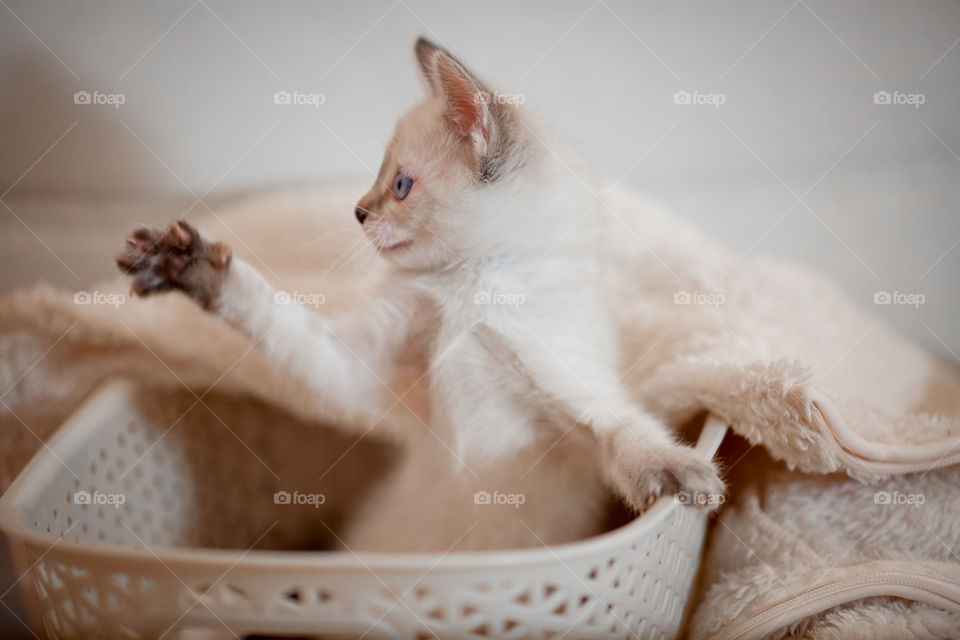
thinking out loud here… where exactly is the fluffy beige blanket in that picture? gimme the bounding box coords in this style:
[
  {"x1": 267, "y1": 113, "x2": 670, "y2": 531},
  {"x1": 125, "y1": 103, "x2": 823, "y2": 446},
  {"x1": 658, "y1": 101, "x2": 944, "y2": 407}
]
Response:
[{"x1": 2, "y1": 184, "x2": 959, "y2": 638}]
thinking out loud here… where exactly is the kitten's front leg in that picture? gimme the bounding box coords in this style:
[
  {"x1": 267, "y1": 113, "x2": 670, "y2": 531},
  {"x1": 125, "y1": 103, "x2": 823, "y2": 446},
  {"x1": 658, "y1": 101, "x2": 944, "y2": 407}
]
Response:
[
  {"x1": 116, "y1": 221, "x2": 401, "y2": 426},
  {"x1": 478, "y1": 325, "x2": 724, "y2": 512},
  {"x1": 593, "y1": 406, "x2": 725, "y2": 512}
]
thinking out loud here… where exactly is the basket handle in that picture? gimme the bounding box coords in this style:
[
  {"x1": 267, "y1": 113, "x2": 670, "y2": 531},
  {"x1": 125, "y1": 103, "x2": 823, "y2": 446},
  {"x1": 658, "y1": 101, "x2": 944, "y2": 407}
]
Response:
[{"x1": 697, "y1": 413, "x2": 729, "y2": 459}]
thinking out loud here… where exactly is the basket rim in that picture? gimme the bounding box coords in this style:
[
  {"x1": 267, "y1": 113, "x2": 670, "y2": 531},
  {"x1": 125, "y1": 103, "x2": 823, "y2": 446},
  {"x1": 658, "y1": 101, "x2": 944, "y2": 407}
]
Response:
[{"x1": 0, "y1": 378, "x2": 727, "y2": 572}]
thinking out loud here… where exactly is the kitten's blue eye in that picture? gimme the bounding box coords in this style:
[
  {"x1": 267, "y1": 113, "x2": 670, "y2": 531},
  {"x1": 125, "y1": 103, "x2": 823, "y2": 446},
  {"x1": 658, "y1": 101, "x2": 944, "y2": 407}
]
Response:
[{"x1": 392, "y1": 171, "x2": 413, "y2": 200}]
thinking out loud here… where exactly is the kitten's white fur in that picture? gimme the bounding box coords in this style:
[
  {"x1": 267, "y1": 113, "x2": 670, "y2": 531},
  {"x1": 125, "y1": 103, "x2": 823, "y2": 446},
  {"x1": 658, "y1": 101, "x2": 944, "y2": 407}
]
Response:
[{"x1": 185, "y1": 39, "x2": 722, "y2": 551}]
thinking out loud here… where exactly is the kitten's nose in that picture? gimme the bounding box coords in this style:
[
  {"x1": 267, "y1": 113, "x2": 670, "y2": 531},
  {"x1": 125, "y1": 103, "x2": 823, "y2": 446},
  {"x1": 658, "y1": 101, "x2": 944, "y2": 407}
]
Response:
[{"x1": 355, "y1": 207, "x2": 368, "y2": 225}]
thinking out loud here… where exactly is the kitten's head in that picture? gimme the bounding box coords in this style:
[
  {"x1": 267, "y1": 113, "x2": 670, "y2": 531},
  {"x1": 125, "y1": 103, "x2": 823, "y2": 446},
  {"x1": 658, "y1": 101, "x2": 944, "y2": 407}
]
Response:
[{"x1": 355, "y1": 38, "x2": 530, "y2": 270}]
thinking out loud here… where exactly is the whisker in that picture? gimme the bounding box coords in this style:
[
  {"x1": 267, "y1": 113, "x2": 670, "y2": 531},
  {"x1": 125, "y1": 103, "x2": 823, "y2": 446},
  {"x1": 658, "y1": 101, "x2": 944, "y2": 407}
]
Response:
[
  {"x1": 356, "y1": 245, "x2": 386, "y2": 291},
  {"x1": 299, "y1": 226, "x2": 356, "y2": 248},
  {"x1": 337, "y1": 236, "x2": 378, "y2": 275},
  {"x1": 344, "y1": 245, "x2": 379, "y2": 281},
  {"x1": 330, "y1": 235, "x2": 376, "y2": 275},
  {"x1": 317, "y1": 234, "x2": 367, "y2": 278}
]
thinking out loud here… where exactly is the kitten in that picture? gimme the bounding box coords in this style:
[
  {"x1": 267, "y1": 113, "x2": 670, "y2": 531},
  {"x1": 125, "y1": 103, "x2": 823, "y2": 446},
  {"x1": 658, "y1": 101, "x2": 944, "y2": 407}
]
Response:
[{"x1": 116, "y1": 38, "x2": 723, "y2": 552}]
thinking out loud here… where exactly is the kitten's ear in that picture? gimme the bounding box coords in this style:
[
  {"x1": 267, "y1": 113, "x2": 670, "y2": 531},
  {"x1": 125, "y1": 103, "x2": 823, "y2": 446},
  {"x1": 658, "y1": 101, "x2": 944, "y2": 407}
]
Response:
[
  {"x1": 415, "y1": 37, "x2": 444, "y2": 94},
  {"x1": 415, "y1": 37, "x2": 492, "y2": 152}
]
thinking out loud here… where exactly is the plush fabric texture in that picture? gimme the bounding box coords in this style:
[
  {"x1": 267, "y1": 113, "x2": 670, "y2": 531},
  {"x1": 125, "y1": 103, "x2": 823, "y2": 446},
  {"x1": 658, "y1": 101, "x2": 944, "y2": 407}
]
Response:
[
  {"x1": 688, "y1": 461, "x2": 960, "y2": 639},
  {"x1": 1, "y1": 183, "x2": 959, "y2": 638}
]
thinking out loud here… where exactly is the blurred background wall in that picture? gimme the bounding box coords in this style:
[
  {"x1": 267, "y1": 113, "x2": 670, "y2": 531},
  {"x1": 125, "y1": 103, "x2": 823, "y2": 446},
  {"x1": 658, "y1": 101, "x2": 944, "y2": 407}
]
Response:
[
  {"x1": 0, "y1": 2, "x2": 958, "y2": 636},
  {"x1": 1, "y1": 1, "x2": 958, "y2": 357}
]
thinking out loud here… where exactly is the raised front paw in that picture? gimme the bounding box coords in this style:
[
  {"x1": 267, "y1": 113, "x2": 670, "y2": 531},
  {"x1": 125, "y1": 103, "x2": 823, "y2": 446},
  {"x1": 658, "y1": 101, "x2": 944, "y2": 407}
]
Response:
[
  {"x1": 603, "y1": 432, "x2": 725, "y2": 513},
  {"x1": 116, "y1": 220, "x2": 232, "y2": 310}
]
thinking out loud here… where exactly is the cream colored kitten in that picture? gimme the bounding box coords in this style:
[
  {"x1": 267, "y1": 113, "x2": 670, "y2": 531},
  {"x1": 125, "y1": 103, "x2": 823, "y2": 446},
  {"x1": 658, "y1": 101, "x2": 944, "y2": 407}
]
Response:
[{"x1": 117, "y1": 38, "x2": 723, "y2": 552}]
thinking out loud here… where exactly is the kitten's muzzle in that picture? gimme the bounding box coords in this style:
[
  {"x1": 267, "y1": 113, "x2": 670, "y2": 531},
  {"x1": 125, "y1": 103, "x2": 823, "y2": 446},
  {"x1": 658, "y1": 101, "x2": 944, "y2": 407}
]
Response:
[{"x1": 355, "y1": 206, "x2": 369, "y2": 225}]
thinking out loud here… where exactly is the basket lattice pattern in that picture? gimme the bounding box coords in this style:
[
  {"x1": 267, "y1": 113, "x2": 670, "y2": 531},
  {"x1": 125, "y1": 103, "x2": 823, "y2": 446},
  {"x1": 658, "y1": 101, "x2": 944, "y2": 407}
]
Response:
[{"x1": 4, "y1": 381, "x2": 712, "y2": 639}]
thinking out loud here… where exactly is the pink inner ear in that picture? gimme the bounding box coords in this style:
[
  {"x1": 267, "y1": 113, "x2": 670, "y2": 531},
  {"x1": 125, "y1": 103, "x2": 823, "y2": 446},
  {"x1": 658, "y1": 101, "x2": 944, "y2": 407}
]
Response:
[{"x1": 435, "y1": 56, "x2": 486, "y2": 142}]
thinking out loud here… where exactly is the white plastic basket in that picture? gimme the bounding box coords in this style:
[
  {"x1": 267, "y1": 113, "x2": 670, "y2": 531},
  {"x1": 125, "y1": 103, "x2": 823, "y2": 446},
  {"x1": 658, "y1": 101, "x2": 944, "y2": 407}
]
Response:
[{"x1": 0, "y1": 379, "x2": 726, "y2": 639}]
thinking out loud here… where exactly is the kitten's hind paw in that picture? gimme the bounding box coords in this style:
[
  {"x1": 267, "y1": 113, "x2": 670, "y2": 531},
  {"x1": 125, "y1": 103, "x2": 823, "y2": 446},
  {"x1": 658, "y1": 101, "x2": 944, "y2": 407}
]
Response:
[
  {"x1": 116, "y1": 221, "x2": 232, "y2": 311},
  {"x1": 603, "y1": 434, "x2": 725, "y2": 513}
]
